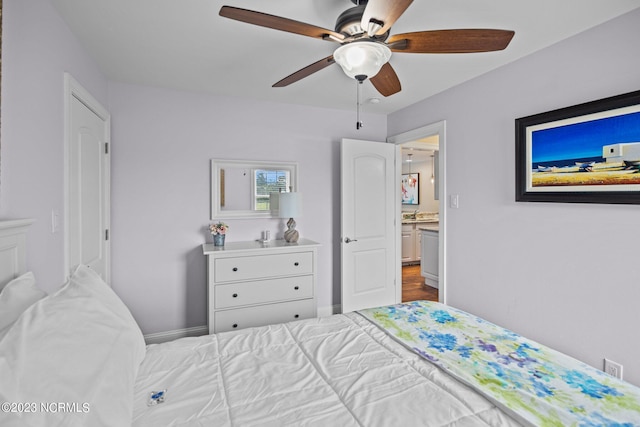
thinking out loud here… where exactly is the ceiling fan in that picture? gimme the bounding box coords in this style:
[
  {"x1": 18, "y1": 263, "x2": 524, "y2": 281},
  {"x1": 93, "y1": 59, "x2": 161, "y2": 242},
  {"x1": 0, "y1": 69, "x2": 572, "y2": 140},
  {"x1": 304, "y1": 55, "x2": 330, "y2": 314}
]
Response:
[{"x1": 219, "y1": 0, "x2": 515, "y2": 97}]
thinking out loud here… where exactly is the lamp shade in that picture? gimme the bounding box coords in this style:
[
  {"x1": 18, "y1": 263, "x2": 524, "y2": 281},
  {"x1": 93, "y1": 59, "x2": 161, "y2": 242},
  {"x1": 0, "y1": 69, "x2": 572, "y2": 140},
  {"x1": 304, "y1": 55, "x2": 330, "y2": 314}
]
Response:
[
  {"x1": 333, "y1": 41, "x2": 392, "y2": 80},
  {"x1": 278, "y1": 192, "x2": 302, "y2": 218}
]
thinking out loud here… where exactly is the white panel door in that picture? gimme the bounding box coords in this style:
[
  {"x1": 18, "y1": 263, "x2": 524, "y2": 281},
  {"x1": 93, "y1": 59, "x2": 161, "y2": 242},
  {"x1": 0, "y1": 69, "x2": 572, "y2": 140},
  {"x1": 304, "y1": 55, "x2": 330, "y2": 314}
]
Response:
[
  {"x1": 341, "y1": 138, "x2": 398, "y2": 313},
  {"x1": 67, "y1": 78, "x2": 110, "y2": 282}
]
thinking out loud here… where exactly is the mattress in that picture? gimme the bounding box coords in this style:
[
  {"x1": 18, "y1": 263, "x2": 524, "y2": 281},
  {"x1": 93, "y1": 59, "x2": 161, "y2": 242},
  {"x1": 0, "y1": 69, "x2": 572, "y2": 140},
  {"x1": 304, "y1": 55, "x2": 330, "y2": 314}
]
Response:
[{"x1": 132, "y1": 311, "x2": 521, "y2": 426}]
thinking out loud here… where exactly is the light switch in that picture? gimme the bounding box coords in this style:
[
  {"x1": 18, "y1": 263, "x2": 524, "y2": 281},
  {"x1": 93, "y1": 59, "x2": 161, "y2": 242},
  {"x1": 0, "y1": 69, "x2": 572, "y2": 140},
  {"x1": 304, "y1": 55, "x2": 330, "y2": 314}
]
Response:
[
  {"x1": 51, "y1": 210, "x2": 59, "y2": 233},
  {"x1": 449, "y1": 194, "x2": 459, "y2": 209}
]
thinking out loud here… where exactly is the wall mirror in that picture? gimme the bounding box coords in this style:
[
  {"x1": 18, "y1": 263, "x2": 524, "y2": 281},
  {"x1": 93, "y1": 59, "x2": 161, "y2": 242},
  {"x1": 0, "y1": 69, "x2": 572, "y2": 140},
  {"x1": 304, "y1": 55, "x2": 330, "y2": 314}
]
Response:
[{"x1": 211, "y1": 159, "x2": 298, "y2": 219}]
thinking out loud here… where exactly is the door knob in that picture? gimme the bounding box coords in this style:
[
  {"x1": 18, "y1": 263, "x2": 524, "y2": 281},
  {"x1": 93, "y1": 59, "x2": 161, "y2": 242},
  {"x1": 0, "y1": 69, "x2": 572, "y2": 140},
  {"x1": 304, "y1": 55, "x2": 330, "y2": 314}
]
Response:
[{"x1": 344, "y1": 237, "x2": 358, "y2": 243}]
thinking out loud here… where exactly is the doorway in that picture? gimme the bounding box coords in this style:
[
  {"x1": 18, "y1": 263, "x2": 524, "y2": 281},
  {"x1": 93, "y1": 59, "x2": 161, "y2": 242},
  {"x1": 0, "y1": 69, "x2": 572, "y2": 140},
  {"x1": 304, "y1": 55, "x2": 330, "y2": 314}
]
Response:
[{"x1": 388, "y1": 121, "x2": 446, "y2": 304}]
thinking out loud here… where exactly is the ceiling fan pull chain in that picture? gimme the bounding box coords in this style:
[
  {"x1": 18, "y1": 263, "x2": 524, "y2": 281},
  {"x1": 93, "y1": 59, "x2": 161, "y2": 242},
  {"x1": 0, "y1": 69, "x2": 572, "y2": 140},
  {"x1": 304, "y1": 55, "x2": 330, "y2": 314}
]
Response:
[{"x1": 356, "y1": 76, "x2": 365, "y2": 130}]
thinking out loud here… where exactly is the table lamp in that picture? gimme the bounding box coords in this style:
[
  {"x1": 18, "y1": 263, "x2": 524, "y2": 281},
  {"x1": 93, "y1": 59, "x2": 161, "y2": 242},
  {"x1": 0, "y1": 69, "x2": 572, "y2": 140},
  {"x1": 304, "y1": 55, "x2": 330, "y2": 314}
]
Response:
[{"x1": 278, "y1": 192, "x2": 302, "y2": 243}]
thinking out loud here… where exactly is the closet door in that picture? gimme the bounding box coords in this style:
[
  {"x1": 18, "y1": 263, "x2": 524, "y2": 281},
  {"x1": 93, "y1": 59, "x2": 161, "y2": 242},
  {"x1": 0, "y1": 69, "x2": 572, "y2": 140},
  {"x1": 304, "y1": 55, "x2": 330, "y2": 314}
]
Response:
[{"x1": 66, "y1": 74, "x2": 111, "y2": 283}]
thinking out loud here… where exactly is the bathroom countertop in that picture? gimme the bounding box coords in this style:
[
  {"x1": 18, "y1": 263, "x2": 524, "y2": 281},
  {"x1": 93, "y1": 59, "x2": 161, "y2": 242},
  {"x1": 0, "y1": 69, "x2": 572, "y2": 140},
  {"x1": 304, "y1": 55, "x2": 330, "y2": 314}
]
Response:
[
  {"x1": 402, "y1": 211, "x2": 439, "y2": 224},
  {"x1": 401, "y1": 219, "x2": 439, "y2": 224},
  {"x1": 418, "y1": 224, "x2": 439, "y2": 232}
]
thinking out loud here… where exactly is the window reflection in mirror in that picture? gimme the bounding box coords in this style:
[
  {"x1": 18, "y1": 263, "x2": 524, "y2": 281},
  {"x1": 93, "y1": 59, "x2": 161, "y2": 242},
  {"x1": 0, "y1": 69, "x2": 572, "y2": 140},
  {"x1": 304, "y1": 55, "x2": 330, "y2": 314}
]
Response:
[
  {"x1": 255, "y1": 169, "x2": 290, "y2": 211},
  {"x1": 211, "y1": 159, "x2": 298, "y2": 219}
]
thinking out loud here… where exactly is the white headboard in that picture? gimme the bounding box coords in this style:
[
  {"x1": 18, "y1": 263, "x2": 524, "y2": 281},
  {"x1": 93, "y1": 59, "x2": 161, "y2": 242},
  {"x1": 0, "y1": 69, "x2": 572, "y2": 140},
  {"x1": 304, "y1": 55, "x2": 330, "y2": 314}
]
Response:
[{"x1": 0, "y1": 219, "x2": 35, "y2": 289}]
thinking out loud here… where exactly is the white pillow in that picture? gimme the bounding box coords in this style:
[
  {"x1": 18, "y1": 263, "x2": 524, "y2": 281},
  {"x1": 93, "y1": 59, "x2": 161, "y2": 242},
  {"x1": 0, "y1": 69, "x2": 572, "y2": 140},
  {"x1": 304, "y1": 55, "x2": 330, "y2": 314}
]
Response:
[
  {"x1": 0, "y1": 272, "x2": 46, "y2": 333},
  {"x1": 0, "y1": 265, "x2": 146, "y2": 427}
]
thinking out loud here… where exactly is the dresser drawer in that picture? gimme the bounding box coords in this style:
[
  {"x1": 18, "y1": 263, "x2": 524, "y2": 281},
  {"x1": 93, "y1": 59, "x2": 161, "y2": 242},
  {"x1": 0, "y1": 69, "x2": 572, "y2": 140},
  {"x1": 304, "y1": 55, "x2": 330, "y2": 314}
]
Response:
[
  {"x1": 214, "y1": 275, "x2": 314, "y2": 309},
  {"x1": 214, "y1": 252, "x2": 313, "y2": 283},
  {"x1": 214, "y1": 299, "x2": 316, "y2": 333}
]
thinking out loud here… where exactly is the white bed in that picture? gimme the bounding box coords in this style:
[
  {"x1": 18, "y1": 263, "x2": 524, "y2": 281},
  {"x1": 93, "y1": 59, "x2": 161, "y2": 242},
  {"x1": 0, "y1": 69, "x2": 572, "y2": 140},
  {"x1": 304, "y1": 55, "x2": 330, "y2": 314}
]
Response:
[
  {"x1": 1, "y1": 263, "x2": 519, "y2": 427},
  {"x1": 2, "y1": 223, "x2": 639, "y2": 426},
  {"x1": 132, "y1": 312, "x2": 519, "y2": 427}
]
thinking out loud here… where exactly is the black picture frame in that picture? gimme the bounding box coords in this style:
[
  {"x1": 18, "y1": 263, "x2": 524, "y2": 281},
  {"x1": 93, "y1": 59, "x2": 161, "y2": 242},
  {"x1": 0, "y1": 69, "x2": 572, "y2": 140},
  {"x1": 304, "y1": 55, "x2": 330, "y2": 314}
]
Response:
[
  {"x1": 515, "y1": 90, "x2": 640, "y2": 204},
  {"x1": 401, "y1": 173, "x2": 420, "y2": 205}
]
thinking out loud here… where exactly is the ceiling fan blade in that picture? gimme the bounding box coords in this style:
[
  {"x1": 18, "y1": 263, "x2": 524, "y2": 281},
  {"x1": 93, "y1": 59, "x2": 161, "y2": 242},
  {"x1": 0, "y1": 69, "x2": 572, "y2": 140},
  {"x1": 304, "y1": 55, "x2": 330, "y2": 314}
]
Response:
[
  {"x1": 361, "y1": 0, "x2": 414, "y2": 36},
  {"x1": 388, "y1": 29, "x2": 515, "y2": 53},
  {"x1": 273, "y1": 56, "x2": 336, "y2": 87},
  {"x1": 220, "y1": 6, "x2": 344, "y2": 42},
  {"x1": 369, "y1": 62, "x2": 401, "y2": 97}
]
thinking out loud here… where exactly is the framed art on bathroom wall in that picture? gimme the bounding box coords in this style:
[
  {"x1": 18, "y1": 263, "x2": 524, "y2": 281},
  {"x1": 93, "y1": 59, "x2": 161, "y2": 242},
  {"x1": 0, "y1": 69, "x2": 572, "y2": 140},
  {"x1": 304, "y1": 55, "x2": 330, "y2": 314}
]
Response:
[{"x1": 401, "y1": 173, "x2": 420, "y2": 205}]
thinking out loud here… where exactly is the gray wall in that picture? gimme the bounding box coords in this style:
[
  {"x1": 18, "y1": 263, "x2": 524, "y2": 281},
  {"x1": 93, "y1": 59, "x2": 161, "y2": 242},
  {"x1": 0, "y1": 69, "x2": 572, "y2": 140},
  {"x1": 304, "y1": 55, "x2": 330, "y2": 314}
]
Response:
[
  {"x1": 0, "y1": 0, "x2": 387, "y2": 334},
  {"x1": 0, "y1": 0, "x2": 108, "y2": 286},
  {"x1": 107, "y1": 82, "x2": 386, "y2": 334},
  {"x1": 389, "y1": 9, "x2": 640, "y2": 386}
]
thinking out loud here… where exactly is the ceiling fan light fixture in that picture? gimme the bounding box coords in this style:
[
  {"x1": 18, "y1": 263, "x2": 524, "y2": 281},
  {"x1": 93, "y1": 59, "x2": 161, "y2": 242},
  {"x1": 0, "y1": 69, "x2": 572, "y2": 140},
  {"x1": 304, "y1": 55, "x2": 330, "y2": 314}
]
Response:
[{"x1": 333, "y1": 41, "x2": 392, "y2": 80}]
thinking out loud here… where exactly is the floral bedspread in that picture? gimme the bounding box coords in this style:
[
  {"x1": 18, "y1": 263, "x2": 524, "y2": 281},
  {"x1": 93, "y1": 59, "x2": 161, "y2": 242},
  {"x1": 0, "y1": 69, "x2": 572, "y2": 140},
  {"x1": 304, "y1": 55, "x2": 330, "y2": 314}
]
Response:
[{"x1": 359, "y1": 301, "x2": 640, "y2": 426}]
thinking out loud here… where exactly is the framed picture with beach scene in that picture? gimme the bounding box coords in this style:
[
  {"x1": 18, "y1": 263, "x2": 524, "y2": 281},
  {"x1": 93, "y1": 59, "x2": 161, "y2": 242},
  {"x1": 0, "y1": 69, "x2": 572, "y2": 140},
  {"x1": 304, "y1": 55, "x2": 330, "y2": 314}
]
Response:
[{"x1": 516, "y1": 90, "x2": 640, "y2": 204}]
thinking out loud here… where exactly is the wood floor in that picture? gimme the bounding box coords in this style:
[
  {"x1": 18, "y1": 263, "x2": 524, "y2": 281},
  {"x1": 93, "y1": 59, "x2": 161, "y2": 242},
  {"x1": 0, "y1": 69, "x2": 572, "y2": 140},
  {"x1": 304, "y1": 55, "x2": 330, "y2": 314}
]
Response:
[{"x1": 402, "y1": 264, "x2": 438, "y2": 302}]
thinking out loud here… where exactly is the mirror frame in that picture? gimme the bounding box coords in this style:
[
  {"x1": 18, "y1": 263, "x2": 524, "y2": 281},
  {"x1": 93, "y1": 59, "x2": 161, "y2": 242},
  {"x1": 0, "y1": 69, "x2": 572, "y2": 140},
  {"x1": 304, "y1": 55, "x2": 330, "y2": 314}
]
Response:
[{"x1": 210, "y1": 159, "x2": 298, "y2": 219}]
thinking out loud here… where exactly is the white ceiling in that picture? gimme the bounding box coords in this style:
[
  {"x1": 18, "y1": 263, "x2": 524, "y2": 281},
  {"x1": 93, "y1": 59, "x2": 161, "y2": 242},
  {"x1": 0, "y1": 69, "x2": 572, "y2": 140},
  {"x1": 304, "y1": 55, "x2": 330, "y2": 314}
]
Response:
[{"x1": 51, "y1": 0, "x2": 640, "y2": 115}]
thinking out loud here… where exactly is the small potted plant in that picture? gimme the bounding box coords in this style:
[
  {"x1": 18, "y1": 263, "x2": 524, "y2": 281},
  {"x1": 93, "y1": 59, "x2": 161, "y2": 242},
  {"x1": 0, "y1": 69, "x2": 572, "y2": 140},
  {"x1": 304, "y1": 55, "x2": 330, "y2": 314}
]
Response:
[{"x1": 209, "y1": 222, "x2": 229, "y2": 246}]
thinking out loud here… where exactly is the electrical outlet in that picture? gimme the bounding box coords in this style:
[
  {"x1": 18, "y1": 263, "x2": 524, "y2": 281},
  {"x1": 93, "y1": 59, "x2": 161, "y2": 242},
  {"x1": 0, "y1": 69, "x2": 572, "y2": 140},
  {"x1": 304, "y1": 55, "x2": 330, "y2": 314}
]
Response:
[{"x1": 604, "y1": 358, "x2": 623, "y2": 379}]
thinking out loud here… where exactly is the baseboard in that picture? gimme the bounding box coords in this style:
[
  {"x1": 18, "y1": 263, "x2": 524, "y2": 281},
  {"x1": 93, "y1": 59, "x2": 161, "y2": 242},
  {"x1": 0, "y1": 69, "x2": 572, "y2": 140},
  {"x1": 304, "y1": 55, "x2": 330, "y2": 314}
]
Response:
[
  {"x1": 144, "y1": 325, "x2": 209, "y2": 345},
  {"x1": 318, "y1": 304, "x2": 342, "y2": 317},
  {"x1": 144, "y1": 306, "x2": 342, "y2": 344}
]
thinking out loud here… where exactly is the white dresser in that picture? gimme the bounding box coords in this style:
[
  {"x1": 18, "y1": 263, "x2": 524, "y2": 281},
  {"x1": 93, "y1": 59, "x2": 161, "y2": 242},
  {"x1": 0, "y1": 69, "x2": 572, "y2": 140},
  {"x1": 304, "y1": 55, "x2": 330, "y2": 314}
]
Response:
[{"x1": 202, "y1": 238, "x2": 320, "y2": 334}]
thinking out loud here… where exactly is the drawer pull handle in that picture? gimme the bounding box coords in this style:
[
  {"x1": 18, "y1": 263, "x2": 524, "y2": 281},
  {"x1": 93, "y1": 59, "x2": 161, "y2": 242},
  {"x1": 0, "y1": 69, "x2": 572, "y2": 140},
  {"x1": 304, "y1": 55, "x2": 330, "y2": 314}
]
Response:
[
  {"x1": 232, "y1": 293, "x2": 238, "y2": 298},
  {"x1": 232, "y1": 267, "x2": 238, "y2": 272},
  {"x1": 294, "y1": 286, "x2": 299, "y2": 290},
  {"x1": 294, "y1": 262, "x2": 299, "y2": 266},
  {"x1": 294, "y1": 314, "x2": 299, "y2": 319},
  {"x1": 232, "y1": 324, "x2": 238, "y2": 328}
]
